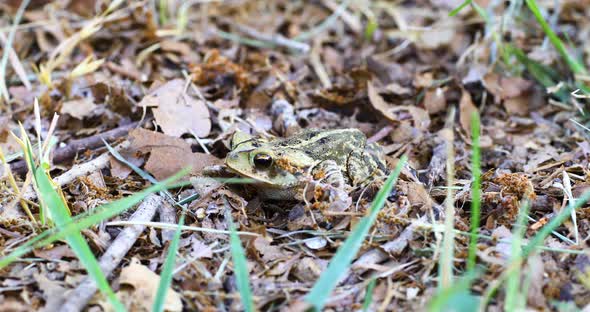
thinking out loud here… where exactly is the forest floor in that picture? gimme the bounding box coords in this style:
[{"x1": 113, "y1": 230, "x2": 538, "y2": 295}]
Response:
[{"x1": 1, "y1": 0, "x2": 590, "y2": 311}]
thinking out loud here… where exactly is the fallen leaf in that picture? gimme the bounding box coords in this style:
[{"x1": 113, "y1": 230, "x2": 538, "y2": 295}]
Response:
[
  {"x1": 459, "y1": 89, "x2": 478, "y2": 134},
  {"x1": 415, "y1": 19, "x2": 457, "y2": 49},
  {"x1": 60, "y1": 97, "x2": 98, "y2": 120},
  {"x1": 33, "y1": 244, "x2": 76, "y2": 261},
  {"x1": 35, "y1": 273, "x2": 67, "y2": 312},
  {"x1": 109, "y1": 149, "x2": 144, "y2": 179},
  {"x1": 483, "y1": 73, "x2": 533, "y2": 116},
  {"x1": 423, "y1": 87, "x2": 446, "y2": 114},
  {"x1": 128, "y1": 128, "x2": 222, "y2": 179},
  {"x1": 117, "y1": 258, "x2": 182, "y2": 312},
  {"x1": 139, "y1": 79, "x2": 211, "y2": 138},
  {"x1": 253, "y1": 237, "x2": 289, "y2": 262},
  {"x1": 0, "y1": 117, "x2": 20, "y2": 155},
  {"x1": 190, "y1": 237, "x2": 213, "y2": 259},
  {"x1": 503, "y1": 95, "x2": 530, "y2": 116},
  {"x1": 368, "y1": 81, "x2": 430, "y2": 129}
]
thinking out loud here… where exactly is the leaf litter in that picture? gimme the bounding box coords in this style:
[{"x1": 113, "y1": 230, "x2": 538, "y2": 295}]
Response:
[{"x1": 1, "y1": 0, "x2": 590, "y2": 311}]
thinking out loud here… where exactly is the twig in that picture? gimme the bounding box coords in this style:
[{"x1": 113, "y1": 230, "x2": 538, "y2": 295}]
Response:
[
  {"x1": 59, "y1": 194, "x2": 164, "y2": 312},
  {"x1": 0, "y1": 0, "x2": 30, "y2": 103},
  {"x1": 321, "y1": 0, "x2": 361, "y2": 34},
  {"x1": 21, "y1": 140, "x2": 131, "y2": 203},
  {"x1": 295, "y1": 0, "x2": 353, "y2": 41},
  {"x1": 309, "y1": 38, "x2": 332, "y2": 89},
  {"x1": 10, "y1": 122, "x2": 139, "y2": 175},
  {"x1": 158, "y1": 200, "x2": 177, "y2": 244},
  {"x1": 0, "y1": 32, "x2": 31, "y2": 90},
  {"x1": 54, "y1": 140, "x2": 130, "y2": 187},
  {"x1": 229, "y1": 22, "x2": 310, "y2": 53}
]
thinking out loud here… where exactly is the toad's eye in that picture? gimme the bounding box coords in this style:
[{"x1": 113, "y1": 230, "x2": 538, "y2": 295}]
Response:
[{"x1": 253, "y1": 153, "x2": 273, "y2": 169}]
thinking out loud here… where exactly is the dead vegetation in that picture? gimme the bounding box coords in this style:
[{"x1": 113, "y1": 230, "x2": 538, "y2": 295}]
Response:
[{"x1": 1, "y1": 0, "x2": 590, "y2": 311}]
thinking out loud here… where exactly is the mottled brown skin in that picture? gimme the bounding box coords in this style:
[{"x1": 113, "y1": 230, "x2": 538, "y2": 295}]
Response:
[{"x1": 225, "y1": 128, "x2": 388, "y2": 200}]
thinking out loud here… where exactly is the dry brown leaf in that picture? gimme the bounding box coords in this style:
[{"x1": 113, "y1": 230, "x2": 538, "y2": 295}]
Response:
[
  {"x1": 415, "y1": 19, "x2": 457, "y2": 49},
  {"x1": 60, "y1": 98, "x2": 98, "y2": 119},
  {"x1": 253, "y1": 236, "x2": 289, "y2": 262},
  {"x1": 0, "y1": 118, "x2": 21, "y2": 155},
  {"x1": 459, "y1": 89, "x2": 478, "y2": 134},
  {"x1": 109, "y1": 149, "x2": 144, "y2": 179},
  {"x1": 400, "y1": 181, "x2": 432, "y2": 211},
  {"x1": 128, "y1": 128, "x2": 222, "y2": 180},
  {"x1": 33, "y1": 245, "x2": 76, "y2": 261},
  {"x1": 139, "y1": 79, "x2": 211, "y2": 138},
  {"x1": 368, "y1": 81, "x2": 430, "y2": 129},
  {"x1": 483, "y1": 72, "x2": 534, "y2": 99},
  {"x1": 413, "y1": 72, "x2": 434, "y2": 89},
  {"x1": 503, "y1": 95, "x2": 530, "y2": 116},
  {"x1": 483, "y1": 73, "x2": 533, "y2": 115},
  {"x1": 423, "y1": 87, "x2": 446, "y2": 114},
  {"x1": 117, "y1": 258, "x2": 182, "y2": 312}
]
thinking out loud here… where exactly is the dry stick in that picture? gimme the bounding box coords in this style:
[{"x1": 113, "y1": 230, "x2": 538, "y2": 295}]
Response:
[
  {"x1": 22, "y1": 140, "x2": 131, "y2": 202},
  {"x1": 224, "y1": 20, "x2": 310, "y2": 53},
  {"x1": 158, "y1": 200, "x2": 177, "y2": 244},
  {"x1": 10, "y1": 121, "x2": 139, "y2": 175},
  {"x1": 0, "y1": 32, "x2": 31, "y2": 90},
  {"x1": 321, "y1": 0, "x2": 362, "y2": 34},
  {"x1": 59, "y1": 194, "x2": 164, "y2": 312},
  {"x1": 54, "y1": 140, "x2": 130, "y2": 186}
]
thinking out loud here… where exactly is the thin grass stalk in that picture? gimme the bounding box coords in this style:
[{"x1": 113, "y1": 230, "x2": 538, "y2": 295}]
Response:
[{"x1": 467, "y1": 112, "x2": 482, "y2": 272}]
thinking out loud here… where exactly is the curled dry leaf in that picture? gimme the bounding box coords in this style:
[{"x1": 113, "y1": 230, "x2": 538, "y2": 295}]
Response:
[
  {"x1": 368, "y1": 81, "x2": 430, "y2": 129},
  {"x1": 117, "y1": 258, "x2": 182, "y2": 312},
  {"x1": 139, "y1": 79, "x2": 211, "y2": 138},
  {"x1": 253, "y1": 236, "x2": 290, "y2": 262},
  {"x1": 483, "y1": 73, "x2": 533, "y2": 116}
]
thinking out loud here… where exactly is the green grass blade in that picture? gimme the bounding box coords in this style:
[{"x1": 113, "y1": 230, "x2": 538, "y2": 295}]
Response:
[
  {"x1": 33, "y1": 164, "x2": 124, "y2": 311},
  {"x1": 153, "y1": 213, "x2": 185, "y2": 312},
  {"x1": 467, "y1": 112, "x2": 481, "y2": 273},
  {"x1": 228, "y1": 212, "x2": 255, "y2": 312},
  {"x1": 305, "y1": 155, "x2": 408, "y2": 310},
  {"x1": 449, "y1": 0, "x2": 472, "y2": 17},
  {"x1": 158, "y1": 0, "x2": 168, "y2": 25},
  {"x1": 508, "y1": 45, "x2": 570, "y2": 101},
  {"x1": 0, "y1": 169, "x2": 188, "y2": 269},
  {"x1": 362, "y1": 278, "x2": 377, "y2": 312},
  {"x1": 523, "y1": 189, "x2": 590, "y2": 257},
  {"x1": 428, "y1": 270, "x2": 480, "y2": 312},
  {"x1": 525, "y1": 0, "x2": 588, "y2": 76},
  {"x1": 504, "y1": 201, "x2": 530, "y2": 311}
]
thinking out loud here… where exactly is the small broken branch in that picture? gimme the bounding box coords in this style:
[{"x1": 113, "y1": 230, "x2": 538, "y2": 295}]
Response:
[{"x1": 59, "y1": 194, "x2": 164, "y2": 312}]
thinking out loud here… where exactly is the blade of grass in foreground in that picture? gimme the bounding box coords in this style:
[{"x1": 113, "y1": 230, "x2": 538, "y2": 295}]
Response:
[
  {"x1": 34, "y1": 164, "x2": 125, "y2": 312},
  {"x1": 525, "y1": 0, "x2": 588, "y2": 77},
  {"x1": 504, "y1": 201, "x2": 530, "y2": 312},
  {"x1": 467, "y1": 112, "x2": 481, "y2": 273},
  {"x1": 0, "y1": 169, "x2": 188, "y2": 269},
  {"x1": 305, "y1": 155, "x2": 407, "y2": 310},
  {"x1": 153, "y1": 213, "x2": 185, "y2": 312},
  {"x1": 523, "y1": 188, "x2": 590, "y2": 257},
  {"x1": 428, "y1": 270, "x2": 480, "y2": 312},
  {"x1": 228, "y1": 210, "x2": 255, "y2": 312},
  {"x1": 448, "y1": 0, "x2": 472, "y2": 16},
  {"x1": 362, "y1": 278, "x2": 377, "y2": 312}
]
